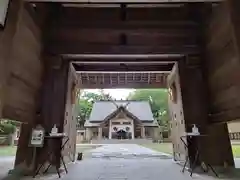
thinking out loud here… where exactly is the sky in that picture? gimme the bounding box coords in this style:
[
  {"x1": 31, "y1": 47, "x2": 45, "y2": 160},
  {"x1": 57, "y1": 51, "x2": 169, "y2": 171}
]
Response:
[{"x1": 84, "y1": 89, "x2": 135, "y2": 100}]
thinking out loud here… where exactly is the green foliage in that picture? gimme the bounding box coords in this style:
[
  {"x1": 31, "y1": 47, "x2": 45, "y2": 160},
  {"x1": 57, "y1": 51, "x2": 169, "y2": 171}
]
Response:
[
  {"x1": 76, "y1": 98, "x2": 93, "y2": 126},
  {"x1": 128, "y1": 89, "x2": 170, "y2": 130},
  {"x1": 0, "y1": 120, "x2": 17, "y2": 135},
  {"x1": 76, "y1": 90, "x2": 113, "y2": 126}
]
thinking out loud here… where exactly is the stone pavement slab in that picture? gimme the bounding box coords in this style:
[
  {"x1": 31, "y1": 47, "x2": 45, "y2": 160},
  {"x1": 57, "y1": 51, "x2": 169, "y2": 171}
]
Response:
[
  {"x1": 60, "y1": 158, "x2": 218, "y2": 180},
  {"x1": 56, "y1": 144, "x2": 220, "y2": 180},
  {"x1": 16, "y1": 144, "x2": 233, "y2": 180},
  {"x1": 88, "y1": 144, "x2": 171, "y2": 159},
  {"x1": 0, "y1": 156, "x2": 15, "y2": 179}
]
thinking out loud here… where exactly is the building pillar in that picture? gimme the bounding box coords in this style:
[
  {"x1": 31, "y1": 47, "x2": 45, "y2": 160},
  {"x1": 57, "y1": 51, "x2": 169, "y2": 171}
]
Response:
[
  {"x1": 141, "y1": 126, "x2": 145, "y2": 138},
  {"x1": 131, "y1": 123, "x2": 135, "y2": 139},
  {"x1": 98, "y1": 127, "x2": 102, "y2": 139},
  {"x1": 86, "y1": 128, "x2": 92, "y2": 141},
  {"x1": 153, "y1": 127, "x2": 159, "y2": 140},
  {"x1": 109, "y1": 121, "x2": 112, "y2": 139}
]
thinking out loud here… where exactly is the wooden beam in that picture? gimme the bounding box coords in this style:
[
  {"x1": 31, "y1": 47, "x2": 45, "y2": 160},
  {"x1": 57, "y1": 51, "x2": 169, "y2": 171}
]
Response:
[
  {"x1": 47, "y1": 44, "x2": 199, "y2": 55},
  {"x1": 52, "y1": 26, "x2": 199, "y2": 34},
  {"x1": 50, "y1": 28, "x2": 199, "y2": 46},
  {"x1": 79, "y1": 73, "x2": 83, "y2": 84},
  {"x1": 65, "y1": 54, "x2": 183, "y2": 60},
  {"x1": 117, "y1": 73, "x2": 120, "y2": 84},
  {"x1": 77, "y1": 81, "x2": 167, "y2": 89},
  {"x1": 57, "y1": 21, "x2": 199, "y2": 29},
  {"x1": 73, "y1": 63, "x2": 173, "y2": 72},
  {"x1": 148, "y1": 73, "x2": 151, "y2": 84},
  {"x1": 77, "y1": 71, "x2": 170, "y2": 73},
  {"x1": 52, "y1": 6, "x2": 200, "y2": 26},
  {"x1": 124, "y1": 72, "x2": 127, "y2": 84},
  {"x1": 86, "y1": 73, "x2": 90, "y2": 82},
  {"x1": 102, "y1": 73, "x2": 105, "y2": 84},
  {"x1": 25, "y1": 0, "x2": 223, "y2": 4},
  {"x1": 110, "y1": 73, "x2": 113, "y2": 85}
]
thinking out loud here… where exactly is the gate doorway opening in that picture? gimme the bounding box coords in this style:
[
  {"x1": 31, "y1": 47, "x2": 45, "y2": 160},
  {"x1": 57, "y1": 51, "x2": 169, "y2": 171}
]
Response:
[
  {"x1": 76, "y1": 87, "x2": 170, "y2": 144},
  {"x1": 74, "y1": 58, "x2": 174, "y2": 146}
]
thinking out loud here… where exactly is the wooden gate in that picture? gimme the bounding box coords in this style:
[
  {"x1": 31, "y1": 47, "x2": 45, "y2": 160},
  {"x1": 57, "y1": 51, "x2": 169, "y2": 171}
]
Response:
[
  {"x1": 167, "y1": 63, "x2": 187, "y2": 163},
  {"x1": 62, "y1": 63, "x2": 78, "y2": 162}
]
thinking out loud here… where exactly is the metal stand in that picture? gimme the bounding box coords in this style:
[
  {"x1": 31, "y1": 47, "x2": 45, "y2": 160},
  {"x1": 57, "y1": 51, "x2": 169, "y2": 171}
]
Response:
[
  {"x1": 33, "y1": 136, "x2": 69, "y2": 178},
  {"x1": 180, "y1": 135, "x2": 218, "y2": 177}
]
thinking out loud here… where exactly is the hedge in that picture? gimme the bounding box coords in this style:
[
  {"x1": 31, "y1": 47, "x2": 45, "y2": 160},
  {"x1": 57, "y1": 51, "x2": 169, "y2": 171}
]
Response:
[{"x1": 0, "y1": 122, "x2": 16, "y2": 135}]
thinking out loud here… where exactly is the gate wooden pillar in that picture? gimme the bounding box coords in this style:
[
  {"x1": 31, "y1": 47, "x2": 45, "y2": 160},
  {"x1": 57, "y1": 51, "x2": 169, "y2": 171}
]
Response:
[
  {"x1": 34, "y1": 55, "x2": 70, "y2": 170},
  {"x1": 0, "y1": 0, "x2": 49, "y2": 173},
  {"x1": 178, "y1": 58, "x2": 234, "y2": 167},
  {"x1": 62, "y1": 63, "x2": 78, "y2": 162},
  {"x1": 227, "y1": 0, "x2": 240, "y2": 54}
]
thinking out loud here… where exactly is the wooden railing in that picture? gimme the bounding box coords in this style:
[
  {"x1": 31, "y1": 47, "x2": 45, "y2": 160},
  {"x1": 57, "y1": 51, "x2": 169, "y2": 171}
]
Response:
[
  {"x1": 229, "y1": 132, "x2": 240, "y2": 140},
  {"x1": 76, "y1": 124, "x2": 84, "y2": 130}
]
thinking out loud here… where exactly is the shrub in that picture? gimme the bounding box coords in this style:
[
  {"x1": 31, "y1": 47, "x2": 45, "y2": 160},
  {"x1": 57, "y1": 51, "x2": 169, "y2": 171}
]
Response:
[{"x1": 0, "y1": 121, "x2": 16, "y2": 135}]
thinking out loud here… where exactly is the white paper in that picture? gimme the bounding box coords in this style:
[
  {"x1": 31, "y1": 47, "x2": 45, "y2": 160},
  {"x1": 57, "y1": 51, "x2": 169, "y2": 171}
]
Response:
[
  {"x1": 31, "y1": 129, "x2": 44, "y2": 145},
  {"x1": 0, "y1": 0, "x2": 10, "y2": 27},
  {"x1": 186, "y1": 132, "x2": 200, "y2": 136}
]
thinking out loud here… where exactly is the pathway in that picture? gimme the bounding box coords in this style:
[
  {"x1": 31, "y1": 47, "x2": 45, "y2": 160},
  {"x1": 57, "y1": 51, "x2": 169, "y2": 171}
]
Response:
[
  {"x1": 0, "y1": 156, "x2": 15, "y2": 178},
  {"x1": 9, "y1": 144, "x2": 239, "y2": 180},
  {"x1": 88, "y1": 144, "x2": 171, "y2": 159},
  {"x1": 56, "y1": 144, "x2": 218, "y2": 180}
]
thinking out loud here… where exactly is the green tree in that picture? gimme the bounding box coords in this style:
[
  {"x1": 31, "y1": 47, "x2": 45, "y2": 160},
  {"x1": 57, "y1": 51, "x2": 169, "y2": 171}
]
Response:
[
  {"x1": 0, "y1": 119, "x2": 18, "y2": 135},
  {"x1": 128, "y1": 89, "x2": 170, "y2": 130},
  {"x1": 76, "y1": 90, "x2": 113, "y2": 127}
]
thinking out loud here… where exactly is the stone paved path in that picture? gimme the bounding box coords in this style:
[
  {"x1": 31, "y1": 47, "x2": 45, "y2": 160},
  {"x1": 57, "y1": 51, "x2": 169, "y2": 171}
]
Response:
[
  {"x1": 88, "y1": 144, "x2": 171, "y2": 159},
  {"x1": 0, "y1": 156, "x2": 15, "y2": 178},
  {"x1": 56, "y1": 144, "x2": 218, "y2": 180}
]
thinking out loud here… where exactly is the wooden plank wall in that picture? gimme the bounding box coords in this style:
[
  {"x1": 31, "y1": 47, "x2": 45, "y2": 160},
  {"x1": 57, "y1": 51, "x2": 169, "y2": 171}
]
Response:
[
  {"x1": 205, "y1": 2, "x2": 240, "y2": 123},
  {"x1": 0, "y1": 0, "x2": 22, "y2": 119},
  {"x1": 1, "y1": 2, "x2": 44, "y2": 123},
  {"x1": 47, "y1": 6, "x2": 200, "y2": 55},
  {"x1": 0, "y1": 1, "x2": 53, "y2": 169}
]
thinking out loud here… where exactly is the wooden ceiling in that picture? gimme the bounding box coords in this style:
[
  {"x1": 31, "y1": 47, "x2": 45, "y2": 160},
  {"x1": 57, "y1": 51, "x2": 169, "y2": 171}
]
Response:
[
  {"x1": 42, "y1": 3, "x2": 206, "y2": 56},
  {"x1": 26, "y1": 1, "x2": 217, "y2": 88},
  {"x1": 26, "y1": 0, "x2": 222, "y2": 3}
]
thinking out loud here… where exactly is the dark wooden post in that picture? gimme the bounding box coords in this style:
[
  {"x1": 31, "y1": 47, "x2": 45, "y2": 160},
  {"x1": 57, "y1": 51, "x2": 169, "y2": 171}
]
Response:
[
  {"x1": 0, "y1": 0, "x2": 38, "y2": 173},
  {"x1": 227, "y1": 0, "x2": 240, "y2": 57},
  {"x1": 178, "y1": 57, "x2": 234, "y2": 167},
  {"x1": 35, "y1": 55, "x2": 70, "y2": 170}
]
